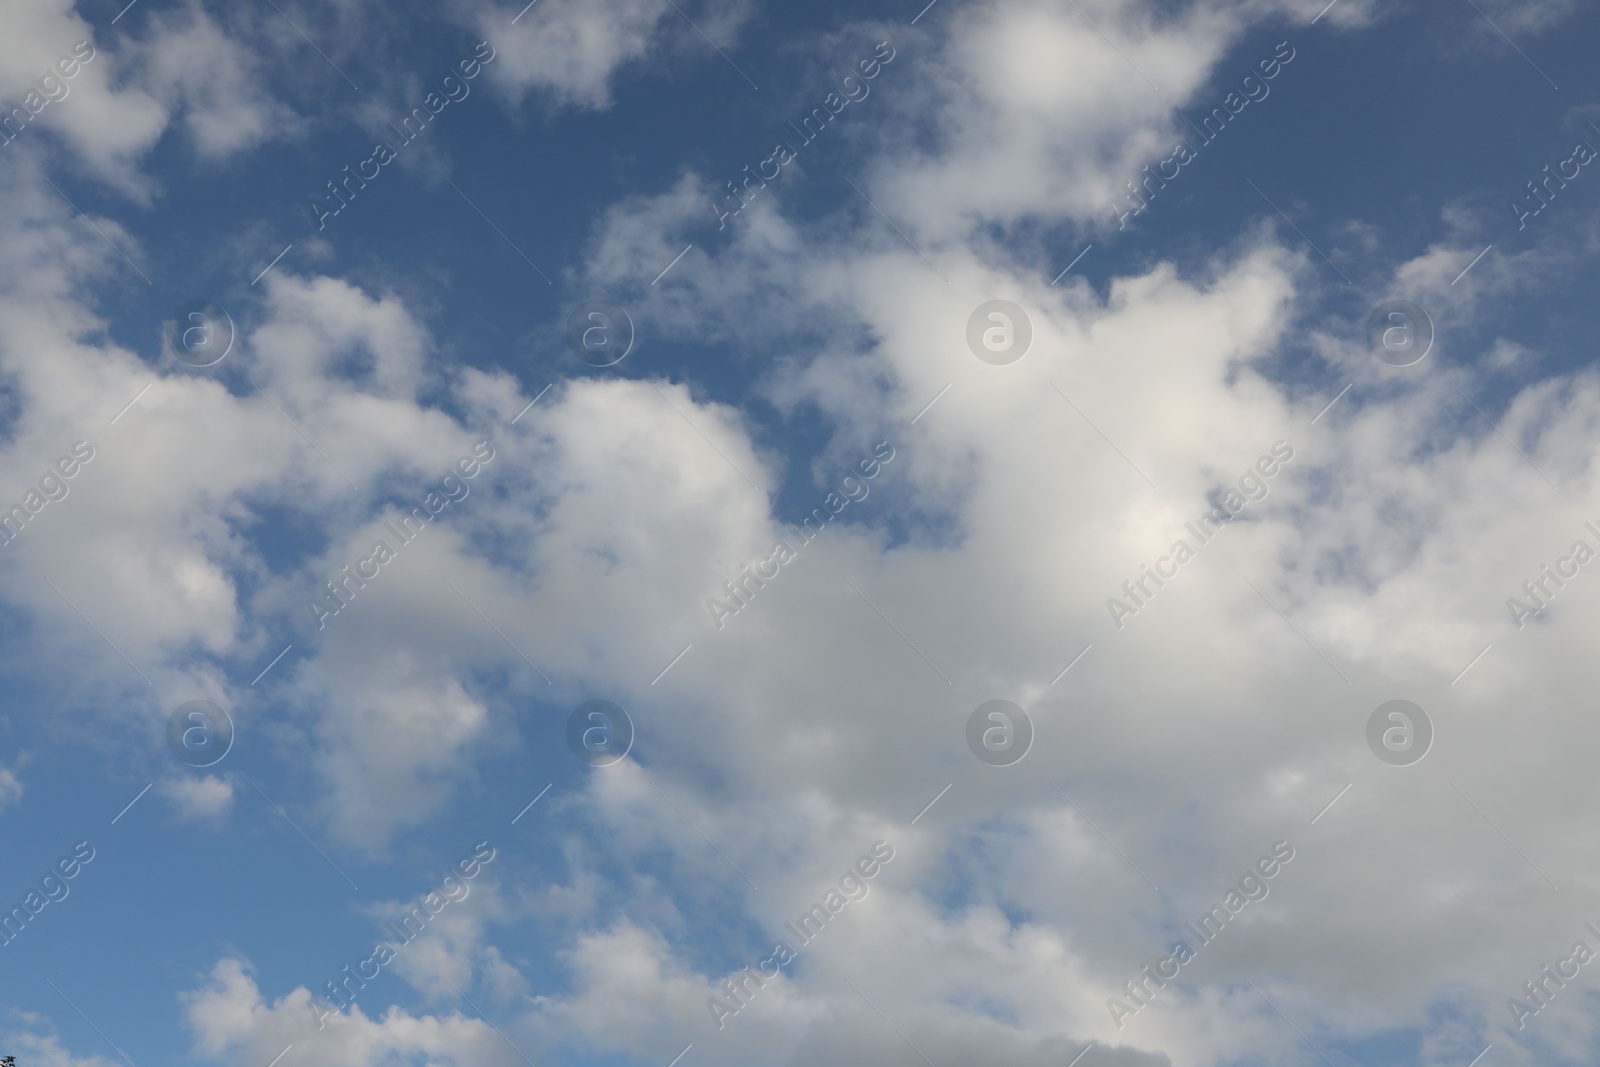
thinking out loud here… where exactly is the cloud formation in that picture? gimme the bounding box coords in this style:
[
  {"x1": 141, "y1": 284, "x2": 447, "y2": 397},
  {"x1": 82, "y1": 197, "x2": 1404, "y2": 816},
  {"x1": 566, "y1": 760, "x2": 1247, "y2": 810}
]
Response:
[{"x1": 5, "y1": 1, "x2": 1599, "y2": 1066}]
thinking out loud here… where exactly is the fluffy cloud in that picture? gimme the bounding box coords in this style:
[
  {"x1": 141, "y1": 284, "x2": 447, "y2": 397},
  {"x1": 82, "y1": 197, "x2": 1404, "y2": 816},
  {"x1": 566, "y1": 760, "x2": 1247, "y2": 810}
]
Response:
[
  {"x1": 127, "y1": 3, "x2": 298, "y2": 160},
  {"x1": 6, "y1": 0, "x2": 1600, "y2": 1065},
  {"x1": 0, "y1": 5, "x2": 165, "y2": 188},
  {"x1": 379, "y1": 881, "x2": 524, "y2": 1004},
  {"x1": 475, "y1": 0, "x2": 754, "y2": 110},
  {"x1": 0, "y1": 0, "x2": 295, "y2": 195},
  {"x1": 0, "y1": 1022, "x2": 122, "y2": 1067},
  {"x1": 309, "y1": 662, "x2": 491, "y2": 847},
  {"x1": 158, "y1": 773, "x2": 234, "y2": 820},
  {"x1": 181, "y1": 959, "x2": 517, "y2": 1067},
  {"x1": 380, "y1": 2, "x2": 1599, "y2": 1058}
]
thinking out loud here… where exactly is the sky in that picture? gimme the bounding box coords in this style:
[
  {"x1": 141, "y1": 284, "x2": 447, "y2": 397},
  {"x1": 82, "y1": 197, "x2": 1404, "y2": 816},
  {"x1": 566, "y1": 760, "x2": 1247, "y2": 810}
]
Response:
[{"x1": 2, "y1": 0, "x2": 1600, "y2": 1066}]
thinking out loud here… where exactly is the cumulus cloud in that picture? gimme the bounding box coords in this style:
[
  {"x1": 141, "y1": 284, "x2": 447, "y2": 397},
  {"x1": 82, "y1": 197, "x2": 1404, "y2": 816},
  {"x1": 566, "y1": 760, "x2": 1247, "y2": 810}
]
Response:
[
  {"x1": 344, "y1": 2, "x2": 1600, "y2": 1060},
  {"x1": 309, "y1": 662, "x2": 491, "y2": 847},
  {"x1": 474, "y1": 0, "x2": 754, "y2": 110},
  {"x1": 127, "y1": 3, "x2": 298, "y2": 160},
  {"x1": 6, "y1": 0, "x2": 1600, "y2": 1065},
  {"x1": 0, "y1": 1021, "x2": 122, "y2": 1067},
  {"x1": 158, "y1": 773, "x2": 234, "y2": 820},
  {"x1": 0, "y1": 5, "x2": 165, "y2": 188},
  {"x1": 378, "y1": 880, "x2": 521, "y2": 1004},
  {"x1": 0, "y1": 0, "x2": 300, "y2": 198},
  {"x1": 181, "y1": 958, "x2": 517, "y2": 1067},
  {"x1": 0, "y1": 165, "x2": 515, "y2": 840}
]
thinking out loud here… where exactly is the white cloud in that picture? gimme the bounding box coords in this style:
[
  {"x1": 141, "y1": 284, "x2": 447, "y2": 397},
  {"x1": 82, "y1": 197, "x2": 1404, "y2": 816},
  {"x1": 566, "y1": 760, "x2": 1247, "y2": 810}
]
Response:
[
  {"x1": 158, "y1": 773, "x2": 234, "y2": 820},
  {"x1": 0, "y1": 0, "x2": 298, "y2": 197},
  {"x1": 0, "y1": 167, "x2": 510, "y2": 837},
  {"x1": 128, "y1": 3, "x2": 298, "y2": 160},
  {"x1": 825, "y1": 0, "x2": 1327, "y2": 244},
  {"x1": 0, "y1": 7, "x2": 165, "y2": 193},
  {"x1": 404, "y1": 2, "x2": 1600, "y2": 1057},
  {"x1": 379, "y1": 880, "x2": 523, "y2": 1004},
  {"x1": 309, "y1": 662, "x2": 490, "y2": 847},
  {"x1": 6, "y1": 0, "x2": 1600, "y2": 1063},
  {"x1": 0, "y1": 1021, "x2": 122, "y2": 1067},
  {"x1": 181, "y1": 958, "x2": 518, "y2": 1067},
  {"x1": 475, "y1": 0, "x2": 754, "y2": 110}
]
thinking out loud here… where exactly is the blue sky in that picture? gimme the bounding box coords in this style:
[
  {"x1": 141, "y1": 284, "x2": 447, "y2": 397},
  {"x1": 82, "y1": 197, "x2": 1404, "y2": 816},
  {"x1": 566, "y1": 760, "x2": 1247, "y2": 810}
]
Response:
[{"x1": 4, "y1": 1, "x2": 1600, "y2": 1066}]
